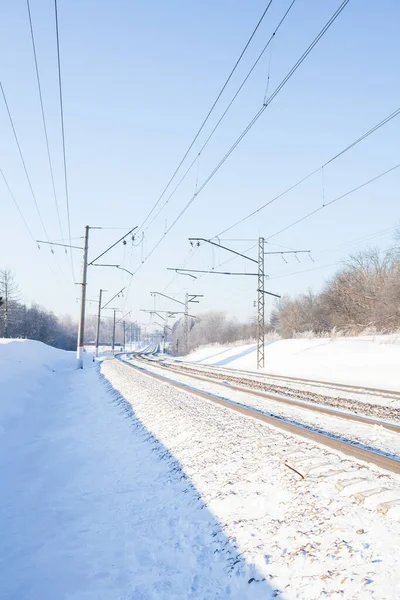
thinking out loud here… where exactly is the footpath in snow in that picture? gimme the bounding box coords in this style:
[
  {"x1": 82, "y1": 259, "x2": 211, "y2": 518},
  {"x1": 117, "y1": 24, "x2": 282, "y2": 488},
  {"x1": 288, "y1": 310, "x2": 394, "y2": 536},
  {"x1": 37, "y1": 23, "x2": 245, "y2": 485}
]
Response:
[{"x1": 183, "y1": 335, "x2": 400, "y2": 392}]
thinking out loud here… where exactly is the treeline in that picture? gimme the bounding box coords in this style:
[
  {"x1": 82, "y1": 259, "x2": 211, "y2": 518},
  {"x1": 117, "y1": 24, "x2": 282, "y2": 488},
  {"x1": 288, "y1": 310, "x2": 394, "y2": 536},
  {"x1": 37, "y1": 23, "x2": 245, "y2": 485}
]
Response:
[
  {"x1": 0, "y1": 269, "x2": 77, "y2": 350},
  {"x1": 83, "y1": 314, "x2": 140, "y2": 348},
  {"x1": 0, "y1": 268, "x2": 140, "y2": 350},
  {"x1": 170, "y1": 247, "x2": 400, "y2": 354},
  {"x1": 271, "y1": 248, "x2": 400, "y2": 337},
  {"x1": 169, "y1": 311, "x2": 258, "y2": 354}
]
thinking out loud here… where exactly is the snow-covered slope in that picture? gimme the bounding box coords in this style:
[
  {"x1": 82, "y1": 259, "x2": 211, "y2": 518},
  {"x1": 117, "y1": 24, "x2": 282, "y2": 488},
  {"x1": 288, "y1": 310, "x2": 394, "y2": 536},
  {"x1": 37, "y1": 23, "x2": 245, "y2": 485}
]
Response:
[
  {"x1": 184, "y1": 335, "x2": 400, "y2": 391},
  {"x1": 0, "y1": 338, "x2": 74, "y2": 383},
  {"x1": 0, "y1": 339, "x2": 75, "y2": 427}
]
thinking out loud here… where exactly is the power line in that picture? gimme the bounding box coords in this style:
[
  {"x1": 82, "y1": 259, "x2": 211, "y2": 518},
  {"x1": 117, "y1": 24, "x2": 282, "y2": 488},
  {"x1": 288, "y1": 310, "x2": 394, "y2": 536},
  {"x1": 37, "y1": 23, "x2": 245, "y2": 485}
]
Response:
[
  {"x1": 141, "y1": 0, "x2": 298, "y2": 236},
  {"x1": 102, "y1": 287, "x2": 125, "y2": 310},
  {"x1": 0, "y1": 167, "x2": 37, "y2": 243},
  {"x1": 133, "y1": 0, "x2": 351, "y2": 275},
  {"x1": 269, "y1": 260, "x2": 342, "y2": 280},
  {"x1": 137, "y1": 0, "x2": 275, "y2": 234},
  {"x1": 167, "y1": 242, "x2": 259, "y2": 301},
  {"x1": 26, "y1": 0, "x2": 64, "y2": 242},
  {"x1": 161, "y1": 247, "x2": 198, "y2": 293},
  {"x1": 314, "y1": 226, "x2": 397, "y2": 258},
  {"x1": 0, "y1": 81, "x2": 51, "y2": 242},
  {"x1": 189, "y1": 237, "x2": 258, "y2": 263},
  {"x1": 167, "y1": 268, "x2": 264, "y2": 276},
  {"x1": 54, "y1": 0, "x2": 73, "y2": 272},
  {"x1": 88, "y1": 226, "x2": 138, "y2": 265},
  {"x1": 216, "y1": 106, "x2": 400, "y2": 237},
  {"x1": 0, "y1": 167, "x2": 75, "y2": 291},
  {"x1": 266, "y1": 162, "x2": 400, "y2": 241}
]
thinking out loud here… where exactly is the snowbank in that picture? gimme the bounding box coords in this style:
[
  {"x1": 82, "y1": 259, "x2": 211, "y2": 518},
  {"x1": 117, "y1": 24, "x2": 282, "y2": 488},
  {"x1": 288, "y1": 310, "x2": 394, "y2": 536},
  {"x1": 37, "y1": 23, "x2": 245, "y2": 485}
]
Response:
[
  {"x1": 185, "y1": 336, "x2": 400, "y2": 391},
  {"x1": 0, "y1": 339, "x2": 75, "y2": 429},
  {"x1": 0, "y1": 338, "x2": 74, "y2": 386}
]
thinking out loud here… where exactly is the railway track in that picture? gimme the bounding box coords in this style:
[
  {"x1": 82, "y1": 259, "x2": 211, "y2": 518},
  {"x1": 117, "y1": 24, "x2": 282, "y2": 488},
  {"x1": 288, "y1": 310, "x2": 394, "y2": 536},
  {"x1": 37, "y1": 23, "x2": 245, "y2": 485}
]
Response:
[
  {"x1": 161, "y1": 357, "x2": 400, "y2": 399},
  {"x1": 117, "y1": 354, "x2": 400, "y2": 476},
  {"x1": 135, "y1": 354, "x2": 400, "y2": 434},
  {"x1": 140, "y1": 354, "x2": 400, "y2": 423}
]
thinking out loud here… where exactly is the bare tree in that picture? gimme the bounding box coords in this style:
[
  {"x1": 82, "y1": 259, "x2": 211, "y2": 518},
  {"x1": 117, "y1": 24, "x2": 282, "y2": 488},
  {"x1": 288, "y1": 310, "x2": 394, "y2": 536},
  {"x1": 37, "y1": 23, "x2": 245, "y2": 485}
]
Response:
[
  {"x1": 0, "y1": 269, "x2": 20, "y2": 338},
  {"x1": 270, "y1": 245, "x2": 400, "y2": 337}
]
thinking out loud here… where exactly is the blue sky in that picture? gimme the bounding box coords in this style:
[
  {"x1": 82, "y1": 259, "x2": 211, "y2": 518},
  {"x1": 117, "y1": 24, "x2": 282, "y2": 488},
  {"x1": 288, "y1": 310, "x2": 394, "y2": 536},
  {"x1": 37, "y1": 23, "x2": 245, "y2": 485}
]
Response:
[{"x1": 1, "y1": 0, "x2": 399, "y2": 328}]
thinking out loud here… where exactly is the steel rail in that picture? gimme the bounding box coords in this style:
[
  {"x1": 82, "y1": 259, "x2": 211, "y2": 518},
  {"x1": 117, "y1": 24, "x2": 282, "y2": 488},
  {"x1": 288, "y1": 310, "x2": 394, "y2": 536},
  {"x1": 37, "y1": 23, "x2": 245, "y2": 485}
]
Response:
[
  {"x1": 134, "y1": 355, "x2": 400, "y2": 433},
  {"x1": 158, "y1": 357, "x2": 400, "y2": 400},
  {"x1": 115, "y1": 355, "x2": 400, "y2": 475}
]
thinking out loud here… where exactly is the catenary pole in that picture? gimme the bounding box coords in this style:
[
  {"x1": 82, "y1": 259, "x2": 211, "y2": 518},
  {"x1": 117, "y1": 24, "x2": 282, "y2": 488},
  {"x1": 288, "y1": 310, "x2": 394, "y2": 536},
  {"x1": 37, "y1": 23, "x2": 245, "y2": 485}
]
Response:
[
  {"x1": 95, "y1": 288, "x2": 105, "y2": 358},
  {"x1": 257, "y1": 236, "x2": 265, "y2": 369},
  {"x1": 112, "y1": 309, "x2": 117, "y2": 355},
  {"x1": 77, "y1": 225, "x2": 89, "y2": 368},
  {"x1": 184, "y1": 293, "x2": 189, "y2": 354}
]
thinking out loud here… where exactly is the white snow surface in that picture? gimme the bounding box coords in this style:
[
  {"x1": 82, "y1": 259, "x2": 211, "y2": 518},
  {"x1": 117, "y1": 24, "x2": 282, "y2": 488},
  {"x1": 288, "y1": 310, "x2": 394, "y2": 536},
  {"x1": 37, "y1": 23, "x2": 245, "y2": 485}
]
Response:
[
  {"x1": 0, "y1": 340, "x2": 269, "y2": 599},
  {"x1": 126, "y1": 357, "x2": 400, "y2": 458},
  {"x1": 184, "y1": 336, "x2": 400, "y2": 392},
  {"x1": 2, "y1": 338, "x2": 400, "y2": 599},
  {"x1": 103, "y1": 359, "x2": 400, "y2": 599}
]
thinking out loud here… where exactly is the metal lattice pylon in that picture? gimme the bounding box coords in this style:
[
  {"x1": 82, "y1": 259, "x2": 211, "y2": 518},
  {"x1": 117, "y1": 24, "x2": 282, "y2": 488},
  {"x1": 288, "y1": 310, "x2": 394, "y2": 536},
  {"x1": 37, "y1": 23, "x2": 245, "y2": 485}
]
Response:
[
  {"x1": 184, "y1": 292, "x2": 189, "y2": 354},
  {"x1": 257, "y1": 236, "x2": 265, "y2": 369}
]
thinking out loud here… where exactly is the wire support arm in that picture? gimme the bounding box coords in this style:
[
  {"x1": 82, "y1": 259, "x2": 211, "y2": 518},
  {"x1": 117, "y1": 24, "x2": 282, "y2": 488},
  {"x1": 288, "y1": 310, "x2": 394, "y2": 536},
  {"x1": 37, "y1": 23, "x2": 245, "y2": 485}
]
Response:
[{"x1": 189, "y1": 238, "x2": 258, "y2": 264}]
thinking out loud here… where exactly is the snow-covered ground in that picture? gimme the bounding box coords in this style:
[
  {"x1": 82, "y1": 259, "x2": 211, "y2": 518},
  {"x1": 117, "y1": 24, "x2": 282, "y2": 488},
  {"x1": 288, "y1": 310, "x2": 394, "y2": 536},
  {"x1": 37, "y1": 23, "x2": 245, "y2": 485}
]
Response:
[
  {"x1": 184, "y1": 335, "x2": 400, "y2": 392},
  {"x1": 0, "y1": 340, "x2": 270, "y2": 598},
  {"x1": 103, "y1": 359, "x2": 400, "y2": 599},
  {"x1": 125, "y1": 356, "x2": 400, "y2": 458},
  {"x1": 2, "y1": 338, "x2": 400, "y2": 599}
]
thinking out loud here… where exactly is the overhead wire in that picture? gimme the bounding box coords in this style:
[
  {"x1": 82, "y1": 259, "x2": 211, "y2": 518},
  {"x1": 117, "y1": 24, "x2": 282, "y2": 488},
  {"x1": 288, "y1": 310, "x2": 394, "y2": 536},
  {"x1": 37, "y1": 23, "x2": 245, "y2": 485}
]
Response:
[
  {"x1": 313, "y1": 226, "x2": 397, "y2": 257},
  {"x1": 1, "y1": 82, "x2": 73, "y2": 289},
  {"x1": 0, "y1": 167, "x2": 37, "y2": 243},
  {"x1": 123, "y1": 1, "x2": 306, "y2": 311},
  {"x1": 54, "y1": 0, "x2": 73, "y2": 274},
  {"x1": 141, "y1": 0, "x2": 298, "y2": 236},
  {"x1": 0, "y1": 167, "x2": 73, "y2": 291},
  {"x1": 264, "y1": 227, "x2": 397, "y2": 281},
  {"x1": 215, "y1": 105, "x2": 400, "y2": 237},
  {"x1": 0, "y1": 81, "x2": 51, "y2": 242},
  {"x1": 164, "y1": 242, "x2": 259, "y2": 317},
  {"x1": 132, "y1": 0, "x2": 351, "y2": 277},
  {"x1": 166, "y1": 224, "x2": 397, "y2": 317},
  {"x1": 161, "y1": 247, "x2": 198, "y2": 293},
  {"x1": 137, "y1": 0, "x2": 275, "y2": 234},
  {"x1": 26, "y1": 0, "x2": 64, "y2": 242},
  {"x1": 268, "y1": 246, "x2": 399, "y2": 281},
  {"x1": 266, "y1": 162, "x2": 400, "y2": 241}
]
